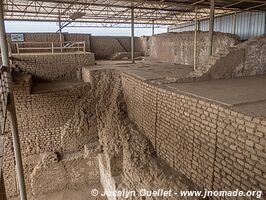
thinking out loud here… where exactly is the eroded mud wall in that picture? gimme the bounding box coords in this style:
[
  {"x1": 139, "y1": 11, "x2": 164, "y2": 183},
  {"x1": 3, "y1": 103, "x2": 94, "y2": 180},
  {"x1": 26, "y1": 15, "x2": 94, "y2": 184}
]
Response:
[
  {"x1": 206, "y1": 35, "x2": 266, "y2": 79},
  {"x1": 84, "y1": 69, "x2": 201, "y2": 200},
  {"x1": 144, "y1": 32, "x2": 240, "y2": 66},
  {"x1": 82, "y1": 69, "x2": 266, "y2": 199}
]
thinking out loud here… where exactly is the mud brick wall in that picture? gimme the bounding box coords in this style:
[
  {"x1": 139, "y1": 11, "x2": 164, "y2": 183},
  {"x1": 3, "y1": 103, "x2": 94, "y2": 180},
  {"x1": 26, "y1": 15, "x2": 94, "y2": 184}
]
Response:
[
  {"x1": 7, "y1": 33, "x2": 61, "y2": 43},
  {"x1": 7, "y1": 33, "x2": 145, "y2": 59},
  {"x1": 64, "y1": 33, "x2": 92, "y2": 52},
  {"x1": 121, "y1": 73, "x2": 266, "y2": 197},
  {"x1": 7, "y1": 33, "x2": 62, "y2": 53},
  {"x1": 146, "y1": 31, "x2": 240, "y2": 67},
  {"x1": 11, "y1": 52, "x2": 95, "y2": 81},
  {"x1": 14, "y1": 84, "x2": 88, "y2": 133},
  {"x1": 90, "y1": 36, "x2": 143, "y2": 59},
  {"x1": 233, "y1": 36, "x2": 266, "y2": 77},
  {"x1": 3, "y1": 83, "x2": 94, "y2": 198}
]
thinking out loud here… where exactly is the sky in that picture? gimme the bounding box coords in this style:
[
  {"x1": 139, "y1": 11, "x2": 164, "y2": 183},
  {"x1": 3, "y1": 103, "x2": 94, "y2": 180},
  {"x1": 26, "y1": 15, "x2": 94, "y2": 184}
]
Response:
[{"x1": 5, "y1": 21, "x2": 167, "y2": 36}]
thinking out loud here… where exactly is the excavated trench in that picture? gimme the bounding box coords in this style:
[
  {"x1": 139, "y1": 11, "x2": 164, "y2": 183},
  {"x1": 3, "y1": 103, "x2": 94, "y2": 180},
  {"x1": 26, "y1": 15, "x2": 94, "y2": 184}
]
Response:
[
  {"x1": 3, "y1": 69, "x2": 200, "y2": 200},
  {"x1": 81, "y1": 69, "x2": 201, "y2": 200}
]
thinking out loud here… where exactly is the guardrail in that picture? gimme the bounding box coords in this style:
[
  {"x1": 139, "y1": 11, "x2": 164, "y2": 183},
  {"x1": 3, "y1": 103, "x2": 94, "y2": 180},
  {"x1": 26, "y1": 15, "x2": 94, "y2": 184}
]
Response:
[{"x1": 13, "y1": 41, "x2": 86, "y2": 54}]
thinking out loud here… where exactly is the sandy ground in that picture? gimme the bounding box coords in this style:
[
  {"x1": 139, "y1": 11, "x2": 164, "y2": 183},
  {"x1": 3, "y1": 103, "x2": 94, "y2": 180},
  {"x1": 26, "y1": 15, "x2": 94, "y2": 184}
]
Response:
[{"x1": 94, "y1": 60, "x2": 194, "y2": 81}]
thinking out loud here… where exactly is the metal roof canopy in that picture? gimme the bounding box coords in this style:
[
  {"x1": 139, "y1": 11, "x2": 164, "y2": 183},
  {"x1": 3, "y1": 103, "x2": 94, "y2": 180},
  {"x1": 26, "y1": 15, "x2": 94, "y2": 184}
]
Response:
[{"x1": 3, "y1": 0, "x2": 266, "y2": 28}]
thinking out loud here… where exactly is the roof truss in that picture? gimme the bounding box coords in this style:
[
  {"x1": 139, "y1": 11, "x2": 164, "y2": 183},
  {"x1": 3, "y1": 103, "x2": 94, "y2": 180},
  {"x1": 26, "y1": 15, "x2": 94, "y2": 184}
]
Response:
[{"x1": 3, "y1": 0, "x2": 266, "y2": 27}]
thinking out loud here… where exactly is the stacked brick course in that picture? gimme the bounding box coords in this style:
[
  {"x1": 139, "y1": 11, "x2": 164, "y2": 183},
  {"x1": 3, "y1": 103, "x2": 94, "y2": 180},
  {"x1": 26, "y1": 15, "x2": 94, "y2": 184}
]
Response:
[
  {"x1": 121, "y1": 73, "x2": 266, "y2": 198},
  {"x1": 11, "y1": 53, "x2": 95, "y2": 81},
  {"x1": 7, "y1": 33, "x2": 62, "y2": 53},
  {"x1": 2, "y1": 68, "x2": 265, "y2": 199},
  {"x1": 3, "y1": 77, "x2": 99, "y2": 198},
  {"x1": 64, "y1": 33, "x2": 92, "y2": 52}
]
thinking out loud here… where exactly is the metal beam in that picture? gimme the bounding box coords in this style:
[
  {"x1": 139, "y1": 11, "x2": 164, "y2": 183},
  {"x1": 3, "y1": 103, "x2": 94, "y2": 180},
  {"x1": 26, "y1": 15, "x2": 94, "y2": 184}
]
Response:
[
  {"x1": 24, "y1": 0, "x2": 197, "y2": 12},
  {"x1": 152, "y1": 20, "x2": 155, "y2": 35},
  {"x1": 208, "y1": 0, "x2": 215, "y2": 56},
  {"x1": 233, "y1": 11, "x2": 237, "y2": 34},
  {"x1": 0, "y1": 1, "x2": 27, "y2": 200},
  {"x1": 223, "y1": 1, "x2": 245, "y2": 9}
]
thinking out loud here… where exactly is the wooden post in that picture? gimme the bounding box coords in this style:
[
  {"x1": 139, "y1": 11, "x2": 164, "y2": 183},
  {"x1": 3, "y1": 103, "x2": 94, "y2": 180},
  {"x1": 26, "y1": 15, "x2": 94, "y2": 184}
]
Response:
[
  {"x1": 208, "y1": 0, "x2": 215, "y2": 56},
  {"x1": 58, "y1": 7, "x2": 63, "y2": 53},
  {"x1": 194, "y1": 7, "x2": 198, "y2": 71}
]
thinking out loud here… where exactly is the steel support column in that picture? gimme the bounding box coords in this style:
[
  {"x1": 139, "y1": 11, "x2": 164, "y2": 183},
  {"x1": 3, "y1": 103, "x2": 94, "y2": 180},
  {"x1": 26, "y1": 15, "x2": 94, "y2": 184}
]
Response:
[
  {"x1": 131, "y1": 2, "x2": 135, "y2": 64},
  {"x1": 194, "y1": 7, "x2": 198, "y2": 71},
  {"x1": 58, "y1": 9, "x2": 63, "y2": 53},
  {"x1": 152, "y1": 20, "x2": 155, "y2": 35},
  {"x1": 0, "y1": 1, "x2": 27, "y2": 200},
  {"x1": 233, "y1": 11, "x2": 237, "y2": 35},
  {"x1": 208, "y1": 0, "x2": 215, "y2": 56}
]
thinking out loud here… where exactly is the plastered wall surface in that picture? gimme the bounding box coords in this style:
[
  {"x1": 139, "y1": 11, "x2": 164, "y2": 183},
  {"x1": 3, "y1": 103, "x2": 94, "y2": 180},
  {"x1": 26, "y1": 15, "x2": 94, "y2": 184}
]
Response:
[
  {"x1": 11, "y1": 52, "x2": 95, "y2": 81},
  {"x1": 145, "y1": 32, "x2": 240, "y2": 67}
]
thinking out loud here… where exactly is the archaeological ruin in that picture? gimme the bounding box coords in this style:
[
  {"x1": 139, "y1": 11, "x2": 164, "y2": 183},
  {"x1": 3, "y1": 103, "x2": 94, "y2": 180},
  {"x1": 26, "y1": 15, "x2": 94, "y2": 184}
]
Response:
[{"x1": 0, "y1": 1, "x2": 266, "y2": 200}]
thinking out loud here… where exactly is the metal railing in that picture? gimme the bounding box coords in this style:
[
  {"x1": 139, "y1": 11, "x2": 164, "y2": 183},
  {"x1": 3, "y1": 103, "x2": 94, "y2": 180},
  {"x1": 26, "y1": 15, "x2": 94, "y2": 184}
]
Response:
[{"x1": 13, "y1": 41, "x2": 86, "y2": 54}]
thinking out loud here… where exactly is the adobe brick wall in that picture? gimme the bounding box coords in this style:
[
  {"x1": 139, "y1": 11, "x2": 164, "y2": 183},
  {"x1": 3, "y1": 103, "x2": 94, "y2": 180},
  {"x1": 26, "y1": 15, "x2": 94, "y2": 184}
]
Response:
[
  {"x1": 145, "y1": 32, "x2": 240, "y2": 67},
  {"x1": 121, "y1": 73, "x2": 266, "y2": 197},
  {"x1": 90, "y1": 36, "x2": 126, "y2": 59},
  {"x1": 3, "y1": 69, "x2": 265, "y2": 199},
  {"x1": 11, "y1": 52, "x2": 95, "y2": 81},
  {"x1": 7, "y1": 33, "x2": 63, "y2": 53},
  {"x1": 205, "y1": 35, "x2": 266, "y2": 79},
  {"x1": 7, "y1": 33, "x2": 144, "y2": 60},
  {"x1": 90, "y1": 36, "x2": 143, "y2": 59},
  {"x1": 2, "y1": 79, "x2": 99, "y2": 198},
  {"x1": 64, "y1": 33, "x2": 91, "y2": 52}
]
